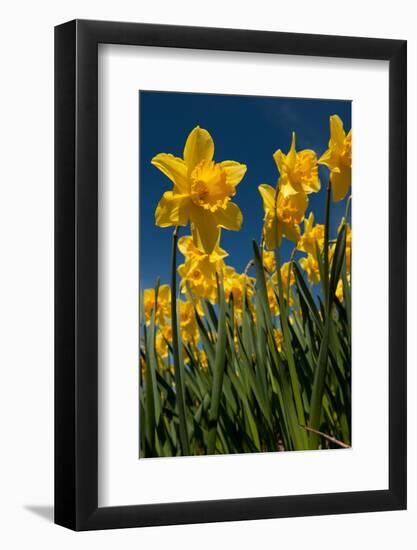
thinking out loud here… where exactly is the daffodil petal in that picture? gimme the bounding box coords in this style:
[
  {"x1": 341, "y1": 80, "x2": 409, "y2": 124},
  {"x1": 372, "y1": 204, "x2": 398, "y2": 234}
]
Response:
[
  {"x1": 213, "y1": 245, "x2": 229, "y2": 260},
  {"x1": 287, "y1": 132, "x2": 297, "y2": 168},
  {"x1": 220, "y1": 161, "x2": 247, "y2": 187},
  {"x1": 305, "y1": 212, "x2": 314, "y2": 233},
  {"x1": 263, "y1": 217, "x2": 280, "y2": 250},
  {"x1": 329, "y1": 114, "x2": 346, "y2": 148},
  {"x1": 183, "y1": 126, "x2": 214, "y2": 173},
  {"x1": 280, "y1": 181, "x2": 300, "y2": 198},
  {"x1": 330, "y1": 165, "x2": 351, "y2": 202},
  {"x1": 318, "y1": 148, "x2": 334, "y2": 169},
  {"x1": 273, "y1": 149, "x2": 285, "y2": 175},
  {"x1": 258, "y1": 184, "x2": 276, "y2": 211},
  {"x1": 215, "y1": 202, "x2": 243, "y2": 231},
  {"x1": 189, "y1": 206, "x2": 219, "y2": 254},
  {"x1": 299, "y1": 255, "x2": 320, "y2": 284},
  {"x1": 151, "y1": 153, "x2": 189, "y2": 193},
  {"x1": 177, "y1": 235, "x2": 195, "y2": 256},
  {"x1": 282, "y1": 221, "x2": 301, "y2": 243},
  {"x1": 155, "y1": 191, "x2": 190, "y2": 227},
  {"x1": 158, "y1": 284, "x2": 171, "y2": 302}
]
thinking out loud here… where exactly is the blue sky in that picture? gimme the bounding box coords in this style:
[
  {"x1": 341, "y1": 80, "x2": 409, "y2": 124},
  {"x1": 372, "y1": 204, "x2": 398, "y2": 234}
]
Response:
[{"x1": 140, "y1": 91, "x2": 351, "y2": 292}]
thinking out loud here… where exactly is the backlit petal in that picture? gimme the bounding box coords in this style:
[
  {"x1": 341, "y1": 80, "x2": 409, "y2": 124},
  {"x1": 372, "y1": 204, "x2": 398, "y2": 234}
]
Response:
[
  {"x1": 151, "y1": 153, "x2": 189, "y2": 193},
  {"x1": 280, "y1": 182, "x2": 300, "y2": 198},
  {"x1": 215, "y1": 202, "x2": 243, "y2": 231},
  {"x1": 329, "y1": 115, "x2": 346, "y2": 149},
  {"x1": 318, "y1": 148, "x2": 336, "y2": 170},
  {"x1": 155, "y1": 191, "x2": 190, "y2": 227},
  {"x1": 331, "y1": 165, "x2": 351, "y2": 202},
  {"x1": 263, "y1": 216, "x2": 280, "y2": 250},
  {"x1": 305, "y1": 212, "x2": 314, "y2": 233},
  {"x1": 282, "y1": 221, "x2": 301, "y2": 243},
  {"x1": 189, "y1": 205, "x2": 219, "y2": 254},
  {"x1": 287, "y1": 132, "x2": 297, "y2": 168},
  {"x1": 158, "y1": 284, "x2": 171, "y2": 303},
  {"x1": 177, "y1": 235, "x2": 195, "y2": 256},
  {"x1": 258, "y1": 184, "x2": 276, "y2": 211},
  {"x1": 183, "y1": 127, "x2": 214, "y2": 173},
  {"x1": 220, "y1": 161, "x2": 247, "y2": 187},
  {"x1": 273, "y1": 149, "x2": 285, "y2": 175}
]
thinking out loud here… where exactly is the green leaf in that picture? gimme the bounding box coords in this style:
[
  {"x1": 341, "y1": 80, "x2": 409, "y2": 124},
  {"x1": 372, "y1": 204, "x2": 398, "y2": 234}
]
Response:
[{"x1": 207, "y1": 277, "x2": 228, "y2": 455}]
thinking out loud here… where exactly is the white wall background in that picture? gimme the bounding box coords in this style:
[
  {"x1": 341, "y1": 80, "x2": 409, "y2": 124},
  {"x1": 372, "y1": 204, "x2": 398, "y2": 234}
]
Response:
[{"x1": 0, "y1": 1, "x2": 414, "y2": 548}]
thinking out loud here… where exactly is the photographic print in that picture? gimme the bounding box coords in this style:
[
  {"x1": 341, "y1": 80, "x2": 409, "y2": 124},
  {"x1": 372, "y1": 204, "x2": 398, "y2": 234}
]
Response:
[{"x1": 139, "y1": 91, "x2": 351, "y2": 458}]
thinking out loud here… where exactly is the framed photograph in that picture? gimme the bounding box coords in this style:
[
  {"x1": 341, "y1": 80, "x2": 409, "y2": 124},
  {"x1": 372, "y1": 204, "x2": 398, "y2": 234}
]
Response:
[{"x1": 55, "y1": 19, "x2": 407, "y2": 530}]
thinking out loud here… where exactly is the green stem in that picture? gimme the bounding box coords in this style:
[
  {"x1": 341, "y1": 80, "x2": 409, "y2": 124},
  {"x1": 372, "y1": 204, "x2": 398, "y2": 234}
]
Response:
[
  {"x1": 273, "y1": 185, "x2": 307, "y2": 448},
  {"x1": 170, "y1": 226, "x2": 190, "y2": 456},
  {"x1": 309, "y1": 178, "x2": 333, "y2": 448},
  {"x1": 207, "y1": 275, "x2": 227, "y2": 455},
  {"x1": 308, "y1": 317, "x2": 330, "y2": 449},
  {"x1": 275, "y1": 242, "x2": 307, "y2": 446},
  {"x1": 310, "y1": 217, "x2": 347, "y2": 449}
]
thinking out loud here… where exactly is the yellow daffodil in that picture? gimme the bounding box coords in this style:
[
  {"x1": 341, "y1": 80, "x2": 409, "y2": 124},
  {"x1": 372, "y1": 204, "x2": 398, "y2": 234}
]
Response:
[
  {"x1": 155, "y1": 329, "x2": 169, "y2": 359},
  {"x1": 198, "y1": 350, "x2": 209, "y2": 370},
  {"x1": 152, "y1": 126, "x2": 247, "y2": 253},
  {"x1": 161, "y1": 324, "x2": 173, "y2": 342},
  {"x1": 299, "y1": 254, "x2": 320, "y2": 285},
  {"x1": 335, "y1": 279, "x2": 344, "y2": 302},
  {"x1": 258, "y1": 184, "x2": 308, "y2": 249},
  {"x1": 222, "y1": 266, "x2": 255, "y2": 315},
  {"x1": 297, "y1": 212, "x2": 325, "y2": 257},
  {"x1": 269, "y1": 262, "x2": 295, "y2": 311},
  {"x1": 336, "y1": 274, "x2": 351, "y2": 302},
  {"x1": 346, "y1": 226, "x2": 352, "y2": 272},
  {"x1": 345, "y1": 223, "x2": 352, "y2": 273},
  {"x1": 298, "y1": 213, "x2": 343, "y2": 286},
  {"x1": 262, "y1": 249, "x2": 276, "y2": 273},
  {"x1": 273, "y1": 132, "x2": 320, "y2": 198},
  {"x1": 319, "y1": 115, "x2": 352, "y2": 202},
  {"x1": 177, "y1": 235, "x2": 227, "y2": 303},
  {"x1": 337, "y1": 218, "x2": 352, "y2": 272},
  {"x1": 279, "y1": 261, "x2": 295, "y2": 291},
  {"x1": 273, "y1": 329, "x2": 284, "y2": 352},
  {"x1": 179, "y1": 300, "x2": 199, "y2": 345},
  {"x1": 154, "y1": 325, "x2": 173, "y2": 370},
  {"x1": 140, "y1": 355, "x2": 146, "y2": 376},
  {"x1": 266, "y1": 278, "x2": 280, "y2": 316},
  {"x1": 143, "y1": 284, "x2": 171, "y2": 325},
  {"x1": 232, "y1": 330, "x2": 240, "y2": 353}
]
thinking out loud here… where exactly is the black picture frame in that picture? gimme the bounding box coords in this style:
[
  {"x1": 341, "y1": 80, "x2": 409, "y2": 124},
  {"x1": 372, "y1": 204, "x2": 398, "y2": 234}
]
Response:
[{"x1": 55, "y1": 19, "x2": 407, "y2": 531}]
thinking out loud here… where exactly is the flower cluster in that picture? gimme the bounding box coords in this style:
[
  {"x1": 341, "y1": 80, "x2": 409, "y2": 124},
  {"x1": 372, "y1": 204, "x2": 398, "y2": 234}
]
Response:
[{"x1": 143, "y1": 115, "x2": 351, "y2": 373}]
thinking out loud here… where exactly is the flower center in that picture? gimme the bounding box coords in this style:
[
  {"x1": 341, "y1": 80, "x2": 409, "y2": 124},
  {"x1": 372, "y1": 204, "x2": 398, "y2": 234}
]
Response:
[
  {"x1": 191, "y1": 269, "x2": 202, "y2": 281},
  {"x1": 190, "y1": 160, "x2": 234, "y2": 211}
]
